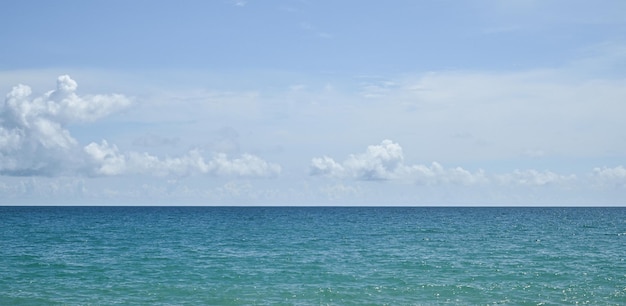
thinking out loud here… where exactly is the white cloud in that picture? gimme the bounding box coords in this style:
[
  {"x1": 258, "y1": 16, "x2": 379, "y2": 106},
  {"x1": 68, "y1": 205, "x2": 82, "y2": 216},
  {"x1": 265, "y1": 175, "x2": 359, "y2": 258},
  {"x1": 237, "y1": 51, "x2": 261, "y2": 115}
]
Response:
[
  {"x1": 310, "y1": 156, "x2": 345, "y2": 178},
  {"x1": 0, "y1": 75, "x2": 130, "y2": 176},
  {"x1": 2, "y1": 47, "x2": 624, "y2": 204},
  {"x1": 84, "y1": 140, "x2": 127, "y2": 176},
  {"x1": 5, "y1": 75, "x2": 131, "y2": 124},
  {"x1": 310, "y1": 139, "x2": 485, "y2": 185},
  {"x1": 309, "y1": 140, "x2": 590, "y2": 190},
  {"x1": 1, "y1": 75, "x2": 280, "y2": 179},
  {"x1": 84, "y1": 140, "x2": 281, "y2": 178},
  {"x1": 310, "y1": 139, "x2": 404, "y2": 180},
  {"x1": 411, "y1": 162, "x2": 488, "y2": 186},
  {"x1": 210, "y1": 153, "x2": 281, "y2": 177},
  {"x1": 344, "y1": 139, "x2": 405, "y2": 180}
]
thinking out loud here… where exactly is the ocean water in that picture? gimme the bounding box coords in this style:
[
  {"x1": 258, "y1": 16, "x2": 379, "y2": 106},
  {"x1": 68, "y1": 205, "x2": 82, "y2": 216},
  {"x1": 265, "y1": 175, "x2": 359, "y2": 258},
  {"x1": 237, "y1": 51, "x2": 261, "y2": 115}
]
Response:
[{"x1": 1, "y1": 207, "x2": 625, "y2": 305}]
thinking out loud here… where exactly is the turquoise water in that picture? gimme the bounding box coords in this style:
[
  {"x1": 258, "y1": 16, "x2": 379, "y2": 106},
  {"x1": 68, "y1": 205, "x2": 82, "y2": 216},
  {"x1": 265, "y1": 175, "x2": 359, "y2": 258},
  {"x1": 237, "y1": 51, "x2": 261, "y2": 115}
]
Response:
[{"x1": 1, "y1": 207, "x2": 625, "y2": 305}]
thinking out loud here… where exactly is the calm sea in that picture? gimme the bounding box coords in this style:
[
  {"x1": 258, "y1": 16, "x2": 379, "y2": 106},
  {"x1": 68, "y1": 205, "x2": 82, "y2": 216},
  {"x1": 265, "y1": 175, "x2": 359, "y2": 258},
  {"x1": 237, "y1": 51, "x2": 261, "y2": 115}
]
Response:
[{"x1": 1, "y1": 206, "x2": 625, "y2": 305}]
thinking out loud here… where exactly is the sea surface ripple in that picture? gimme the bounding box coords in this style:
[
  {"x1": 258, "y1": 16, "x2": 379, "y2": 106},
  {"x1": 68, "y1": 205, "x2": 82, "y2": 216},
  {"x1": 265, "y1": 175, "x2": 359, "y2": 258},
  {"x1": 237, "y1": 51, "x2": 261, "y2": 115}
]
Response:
[{"x1": 1, "y1": 206, "x2": 625, "y2": 305}]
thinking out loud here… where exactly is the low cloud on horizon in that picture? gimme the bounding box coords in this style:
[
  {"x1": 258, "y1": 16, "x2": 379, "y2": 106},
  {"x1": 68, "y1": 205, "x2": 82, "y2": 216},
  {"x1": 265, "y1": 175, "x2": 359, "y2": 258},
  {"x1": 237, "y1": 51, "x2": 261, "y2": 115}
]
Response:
[
  {"x1": 3, "y1": 76, "x2": 622, "y2": 187},
  {"x1": 310, "y1": 139, "x2": 623, "y2": 189},
  {"x1": 0, "y1": 74, "x2": 624, "y2": 205}
]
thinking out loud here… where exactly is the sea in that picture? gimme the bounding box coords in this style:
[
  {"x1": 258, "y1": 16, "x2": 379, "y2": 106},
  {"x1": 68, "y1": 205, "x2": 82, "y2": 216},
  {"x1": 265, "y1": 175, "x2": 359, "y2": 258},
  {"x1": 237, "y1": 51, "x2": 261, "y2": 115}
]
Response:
[{"x1": 1, "y1": 206, "x2": 625, "y2": 305}]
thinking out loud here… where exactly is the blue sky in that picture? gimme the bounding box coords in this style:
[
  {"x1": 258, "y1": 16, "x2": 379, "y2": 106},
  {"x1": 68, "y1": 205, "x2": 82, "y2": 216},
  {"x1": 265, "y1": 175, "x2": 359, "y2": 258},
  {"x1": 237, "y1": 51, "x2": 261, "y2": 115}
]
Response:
[{"x1": 1, "y1": 0, "x2": 625, "y2": 205}]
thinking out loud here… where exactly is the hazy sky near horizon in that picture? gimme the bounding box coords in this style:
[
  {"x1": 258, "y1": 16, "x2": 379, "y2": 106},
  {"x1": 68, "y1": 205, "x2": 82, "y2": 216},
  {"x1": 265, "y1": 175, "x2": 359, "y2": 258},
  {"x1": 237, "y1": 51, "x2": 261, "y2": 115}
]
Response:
[{"x1": 1, "y1": 0, "x2": 625, "y2": 205}]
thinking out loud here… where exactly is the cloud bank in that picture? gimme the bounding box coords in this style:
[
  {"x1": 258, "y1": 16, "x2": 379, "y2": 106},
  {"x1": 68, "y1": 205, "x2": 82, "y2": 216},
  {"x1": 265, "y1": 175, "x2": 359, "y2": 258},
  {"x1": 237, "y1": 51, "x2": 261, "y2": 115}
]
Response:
[
  {"x1": 1, "y1": 76, "x2": 280, "y2": 178},
  {"x1": 309, "y1": 140, "x2": 593, "y2": 188}
]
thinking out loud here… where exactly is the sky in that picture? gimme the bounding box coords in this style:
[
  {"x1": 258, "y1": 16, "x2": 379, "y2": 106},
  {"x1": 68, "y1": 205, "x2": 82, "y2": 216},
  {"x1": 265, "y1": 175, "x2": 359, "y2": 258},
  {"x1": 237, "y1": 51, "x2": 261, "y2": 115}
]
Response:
[{"x1": 1, "y1": 0, "x2": 625, "y2": 205}]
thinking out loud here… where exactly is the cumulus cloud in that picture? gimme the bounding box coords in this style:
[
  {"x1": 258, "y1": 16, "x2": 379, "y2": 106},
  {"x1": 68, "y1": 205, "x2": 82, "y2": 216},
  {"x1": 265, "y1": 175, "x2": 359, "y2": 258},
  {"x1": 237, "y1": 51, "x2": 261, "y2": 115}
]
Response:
[
  {"x1": 343, "y1": 139, "x2": 405, "y2": 180},
  {"x1": 309, "y1": 139, "x2": 591, "y2": 189},
  {"x1": 1, "y1": 76, "x2": 280, "y2": 179},
  {"x1": 310, "y1": 156, "x2": 345, "y2": 177},
  {"x1": 310, "y1": 139, "x2": 485, "y2": 185},
  {"x1": 310, "y1": 140, "x2": 404, "y2": 180},
  {"x1": 0, "y1": 75, "x2": 130, "y2": 176},
  {"x1": 5, "y1": 75, "x2": 131, "y2": 124},
  {"x1": 84, "y1": 140, "x2": 281, "y2": 178}
]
